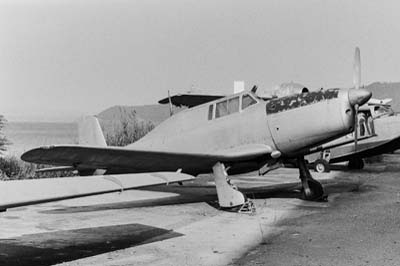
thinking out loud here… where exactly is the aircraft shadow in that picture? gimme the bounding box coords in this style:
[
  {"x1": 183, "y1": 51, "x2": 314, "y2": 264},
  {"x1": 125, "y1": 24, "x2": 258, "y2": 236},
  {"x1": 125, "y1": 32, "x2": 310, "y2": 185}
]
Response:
[
  {"x1": 42, "y1": 178, "x2": 362, "y2": 214},
  {"x1": 0, "y1": 223, "x2": 182, "y2": 266}
]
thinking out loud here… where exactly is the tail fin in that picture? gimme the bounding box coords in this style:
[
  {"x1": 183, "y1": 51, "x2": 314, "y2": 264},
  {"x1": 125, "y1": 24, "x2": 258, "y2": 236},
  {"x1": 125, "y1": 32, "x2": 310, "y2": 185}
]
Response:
[{"x1": 78, "y1": 116, "x2": 107, "y2": 147}]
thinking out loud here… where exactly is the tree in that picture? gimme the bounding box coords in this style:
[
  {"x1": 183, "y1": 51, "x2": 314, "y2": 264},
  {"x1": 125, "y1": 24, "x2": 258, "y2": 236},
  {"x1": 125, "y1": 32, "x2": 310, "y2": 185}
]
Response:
[{"x1": 0, "y1": 115, "x2": 9, "y2": 154}]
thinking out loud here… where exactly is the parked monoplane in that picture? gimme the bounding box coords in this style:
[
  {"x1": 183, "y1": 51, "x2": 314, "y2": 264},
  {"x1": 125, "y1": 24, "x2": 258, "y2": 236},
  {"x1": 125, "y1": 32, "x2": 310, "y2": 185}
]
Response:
[{"x1": 0, "y1": 51, "x2": 372, "y2": 212}]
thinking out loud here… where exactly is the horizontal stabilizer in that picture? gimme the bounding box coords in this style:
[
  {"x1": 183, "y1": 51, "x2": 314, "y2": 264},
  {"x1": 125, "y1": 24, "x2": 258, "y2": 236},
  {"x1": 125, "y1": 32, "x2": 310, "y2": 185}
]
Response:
[
  {"x1": 0, "y1": 172, "x2": 194, "y2": 210},
  {"x1": 368, "y1": 98, "x2": 392, "y2": 106}
]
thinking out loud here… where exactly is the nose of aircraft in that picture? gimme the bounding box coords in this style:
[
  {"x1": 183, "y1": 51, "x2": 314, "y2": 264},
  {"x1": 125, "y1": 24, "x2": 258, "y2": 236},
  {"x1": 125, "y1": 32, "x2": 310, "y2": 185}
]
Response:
[{"x1": 348, "y1": 88, "x2": 372, "y2": 106}]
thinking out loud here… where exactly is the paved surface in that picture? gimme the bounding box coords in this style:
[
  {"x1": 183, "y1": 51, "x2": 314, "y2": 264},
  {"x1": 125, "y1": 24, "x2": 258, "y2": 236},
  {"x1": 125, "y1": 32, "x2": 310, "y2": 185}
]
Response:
[
  {"x1": 234, "y1": 154, "x2": 400, "y2": 266},
  {"x1": 0, "y1": 157, "x2": 398, "y2": 266}
]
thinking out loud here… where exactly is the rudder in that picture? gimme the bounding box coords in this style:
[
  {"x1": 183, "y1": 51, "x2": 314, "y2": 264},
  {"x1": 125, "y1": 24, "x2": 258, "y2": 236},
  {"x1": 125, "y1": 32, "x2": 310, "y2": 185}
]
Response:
[{"x1": 78, "y1": 116, "x2": 107, "y2": 147}]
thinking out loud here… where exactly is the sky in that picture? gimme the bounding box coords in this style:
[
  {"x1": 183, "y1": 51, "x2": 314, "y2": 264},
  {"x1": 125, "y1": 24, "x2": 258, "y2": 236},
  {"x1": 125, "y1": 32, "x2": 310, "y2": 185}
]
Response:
[{"x1": 1, "y1": 0, "x2": 400, "y2": 121}]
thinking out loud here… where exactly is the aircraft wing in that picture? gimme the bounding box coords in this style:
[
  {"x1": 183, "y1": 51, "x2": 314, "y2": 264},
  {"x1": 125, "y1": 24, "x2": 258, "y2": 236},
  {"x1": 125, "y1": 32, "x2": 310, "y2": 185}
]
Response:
[
  {"x1": 304, "y1": 134, "x2": 376, "y2": 155},
  {"x1": 158, "y1": 94, "x2": 225, "y2": 107},
  {"x1": 21, "y1": 144, "x2": 273, "y2": 175},
  {"x1": 0, "y1": 172, "x2": 194, "y2": 210}
]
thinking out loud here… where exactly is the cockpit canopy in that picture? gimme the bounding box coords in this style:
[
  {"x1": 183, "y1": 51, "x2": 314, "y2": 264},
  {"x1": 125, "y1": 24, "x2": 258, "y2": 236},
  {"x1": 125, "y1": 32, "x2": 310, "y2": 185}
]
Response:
[{"x1": 208, "y1": 93, "x2": 258, "y2": 120}]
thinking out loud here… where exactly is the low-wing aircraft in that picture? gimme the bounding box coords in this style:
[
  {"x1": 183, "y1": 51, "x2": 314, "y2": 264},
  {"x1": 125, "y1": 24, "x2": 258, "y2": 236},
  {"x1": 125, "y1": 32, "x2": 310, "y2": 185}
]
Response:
[
  {"x1": 12, "y1": 86, "x2": 370, "y2": 212},
  {"x1": 1, "y1": 49, "x2": 373, "y2": 212}
]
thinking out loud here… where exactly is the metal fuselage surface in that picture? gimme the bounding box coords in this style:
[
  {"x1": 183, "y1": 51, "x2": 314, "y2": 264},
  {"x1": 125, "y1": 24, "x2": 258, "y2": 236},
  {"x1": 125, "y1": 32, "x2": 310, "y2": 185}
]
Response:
[
  {"x1": 266, "y1": 89, "x2": 355, "y2": 157},
  {"x1": 130, "y1": 89, "x2": 355, "y2": 174},
  {"x1": 132, "y1": 93, "x2": 272, "y2": 154},
  {"x1": 307, "y1": 112, "x2": 400, "y2": 164}
]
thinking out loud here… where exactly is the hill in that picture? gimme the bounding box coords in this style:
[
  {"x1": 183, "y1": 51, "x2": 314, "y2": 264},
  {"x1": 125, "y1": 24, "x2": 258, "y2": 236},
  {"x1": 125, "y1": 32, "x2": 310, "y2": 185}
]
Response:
[
  {"x1": 364, "y1": 82, "x2": 400, "y2": 112},
  {"x1": 98, "y1": 104, "x2": 171, "y2": 126}
]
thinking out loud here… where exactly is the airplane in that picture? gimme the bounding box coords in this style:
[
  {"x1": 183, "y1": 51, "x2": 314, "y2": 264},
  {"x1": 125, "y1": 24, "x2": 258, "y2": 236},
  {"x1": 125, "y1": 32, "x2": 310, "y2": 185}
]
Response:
[
  {"x1": 0, "y1": 59, "x2": 372, "y2": 213},
  {"x1": 307, "y1": 97, "x2": 400, "y2": 172},
  {"x1": 304, "y1": 48, "x2": 400, "y2": 172}
]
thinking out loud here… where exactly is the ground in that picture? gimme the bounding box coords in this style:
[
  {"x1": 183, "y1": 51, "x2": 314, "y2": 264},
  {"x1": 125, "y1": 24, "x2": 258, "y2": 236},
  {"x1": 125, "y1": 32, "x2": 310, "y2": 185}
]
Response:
[
  {"x1": 0, "y1": 154, "x2": 399, "y2": 266},
  {"x1": 234, "y1": 154, "x2": 400, "y2": 266}
]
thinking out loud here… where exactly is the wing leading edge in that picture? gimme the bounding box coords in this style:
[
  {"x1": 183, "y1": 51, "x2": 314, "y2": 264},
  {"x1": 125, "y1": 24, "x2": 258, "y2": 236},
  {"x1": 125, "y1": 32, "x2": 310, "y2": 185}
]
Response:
[
  {"x1": 0, "y1": 172, "x2": 194, "y2": 210},
  {"x1": 21, "y1": 144, "x2": 273, "y2": 175}
]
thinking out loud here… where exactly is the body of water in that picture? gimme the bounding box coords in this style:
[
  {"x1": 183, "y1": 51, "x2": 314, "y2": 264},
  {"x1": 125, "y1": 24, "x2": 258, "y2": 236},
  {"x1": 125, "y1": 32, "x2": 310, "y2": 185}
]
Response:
[{"x1": 2, "y1": 122, "x2": 78, "y2": 157}]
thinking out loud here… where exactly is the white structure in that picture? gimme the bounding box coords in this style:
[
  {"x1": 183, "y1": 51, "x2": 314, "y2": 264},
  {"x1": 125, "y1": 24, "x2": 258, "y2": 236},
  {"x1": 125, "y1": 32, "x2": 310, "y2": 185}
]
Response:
[{"x1": 234, "y1": 81, "x2": 245, "y2": 94}]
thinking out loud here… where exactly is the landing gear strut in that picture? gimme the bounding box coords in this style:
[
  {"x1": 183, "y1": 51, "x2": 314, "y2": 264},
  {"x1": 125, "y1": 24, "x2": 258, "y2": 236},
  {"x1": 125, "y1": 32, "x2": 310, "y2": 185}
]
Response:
[
  {"x1": 348, "y1": 158, "x2": 364, "y2": 170},
  {"x1": 212, "y1": 162, "x2": 254, "y2": 212},
  {"x1": 297, "y1": 156, "x2": 326, "y2": 201}
]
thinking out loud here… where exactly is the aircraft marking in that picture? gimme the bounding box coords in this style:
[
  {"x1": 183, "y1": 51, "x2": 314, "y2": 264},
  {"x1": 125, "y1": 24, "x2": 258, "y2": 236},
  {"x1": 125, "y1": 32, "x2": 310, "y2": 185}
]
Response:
[{"x1": 266, "y1": 89, "x2": 339, "y2": 114}]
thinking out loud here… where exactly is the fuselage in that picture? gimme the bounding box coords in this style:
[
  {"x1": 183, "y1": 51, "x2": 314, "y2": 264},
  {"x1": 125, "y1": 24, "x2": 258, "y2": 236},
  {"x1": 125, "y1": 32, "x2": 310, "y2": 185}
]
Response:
[{"x1": 131, "y1": 89, "x2": 358, "y2": 159}]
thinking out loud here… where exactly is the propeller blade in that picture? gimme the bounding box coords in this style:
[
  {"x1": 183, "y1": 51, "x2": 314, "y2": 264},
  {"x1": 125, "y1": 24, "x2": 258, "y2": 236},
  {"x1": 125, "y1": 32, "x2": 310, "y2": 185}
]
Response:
[
  {"x1": 353, "y1": 47, "x2": 361, "y2": 90},
  {"x1": 354, "y1": 104, "x2": 359, "y2": 151},
  {"x1": 167, "y1": 90, "x2": 173, "y2": 116},
  {"x1": 353, "y1": 47, "x2": 361, "y2": 151}
]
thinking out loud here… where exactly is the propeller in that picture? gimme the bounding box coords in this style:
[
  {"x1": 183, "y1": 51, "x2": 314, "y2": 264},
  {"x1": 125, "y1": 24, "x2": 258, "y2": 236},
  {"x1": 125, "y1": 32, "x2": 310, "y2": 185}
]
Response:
[
  {"x1": 167, "y1": 90, "x2": 173, "y2": 116},
  {"x1": 353, "y1": 47, "x2": 361, "y2": 150}
]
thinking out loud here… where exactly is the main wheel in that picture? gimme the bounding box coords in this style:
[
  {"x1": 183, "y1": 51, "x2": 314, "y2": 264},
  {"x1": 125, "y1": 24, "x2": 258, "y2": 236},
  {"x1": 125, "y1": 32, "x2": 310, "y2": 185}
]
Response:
[
  {"x1": 301, "y1": 179, "x2": 325, "y2": 201},
  {"x1": 314, "y1": 159, "x2": 330, "y2": 173},
  {"x1": 348, "y1": 158, "x2": 364, "y2": 169}
]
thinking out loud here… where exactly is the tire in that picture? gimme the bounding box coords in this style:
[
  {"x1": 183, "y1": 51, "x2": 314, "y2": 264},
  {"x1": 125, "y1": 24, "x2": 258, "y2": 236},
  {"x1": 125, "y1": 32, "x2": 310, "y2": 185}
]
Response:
[
  {"x1": 348, "y1": 158, "x2": 364, "y2": 170},
  {"x1": 301, "y1": 178, "x2": 325, "y2": 200},
  {"x1": 314, "y1": 159, "x2": 330, "y2": 173}
]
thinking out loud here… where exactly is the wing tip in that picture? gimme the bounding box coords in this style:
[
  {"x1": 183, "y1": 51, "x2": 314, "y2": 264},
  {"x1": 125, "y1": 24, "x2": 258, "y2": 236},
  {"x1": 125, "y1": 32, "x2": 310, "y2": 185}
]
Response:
[
  {"x1": 20, "y1": 149, "x2": 37, "y2": 162},
  {"x1": 21, "y1": 146, "x2": 52, "y2": 162}
]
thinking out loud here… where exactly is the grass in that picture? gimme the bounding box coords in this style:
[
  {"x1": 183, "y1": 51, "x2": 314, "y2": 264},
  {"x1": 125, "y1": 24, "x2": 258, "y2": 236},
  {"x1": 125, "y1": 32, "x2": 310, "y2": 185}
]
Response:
[
  {"x1": 104, "y1": 118, "x2": 154, "y2": 147},
  {"x1": 0, "y1": 156, "x2": 76, "y2": 180},
  {"x1": 0, "y1": 115, "x2": 9, "y2": 154}
]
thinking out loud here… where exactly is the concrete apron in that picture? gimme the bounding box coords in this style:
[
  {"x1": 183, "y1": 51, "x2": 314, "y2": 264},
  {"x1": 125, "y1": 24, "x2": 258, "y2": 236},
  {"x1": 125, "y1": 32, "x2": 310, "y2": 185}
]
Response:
[{"x1": 58, "y1": 173, "x2": 337, "y2": 266}]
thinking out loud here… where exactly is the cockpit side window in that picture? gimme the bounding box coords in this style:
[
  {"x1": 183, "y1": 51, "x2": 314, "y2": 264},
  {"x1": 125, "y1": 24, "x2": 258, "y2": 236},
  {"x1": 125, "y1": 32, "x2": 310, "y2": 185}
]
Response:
[
  {"x1": 228, "y1": 96, "x2": 240, "y2": 114},
  {"x1": 216, "y1": 100, "x2": 228, "y2": 118},
  {"x1": 214, "y1": 95, "x2": 246, "y2": 119},
  {"x1": 208, "y1": 104, "x2": 214, "y2": 120},
  {"x1": 242, "y1": 94, "x2": 256, "y2": 110}
]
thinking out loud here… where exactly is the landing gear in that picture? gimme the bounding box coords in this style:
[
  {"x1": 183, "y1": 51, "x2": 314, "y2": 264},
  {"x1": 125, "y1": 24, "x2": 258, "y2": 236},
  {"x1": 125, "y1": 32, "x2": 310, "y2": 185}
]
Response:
[
  {"x1": 314, "y1": 159, "x2": 330, "y2": 173},
  {"x1": 297, "y1": 156, "x2": 326, "y2": 201},
  {"x1": 314, "y1": 149, "x2": 331, "y2": 173},
  {"x1": 213, "y1": 162, "x2": 254, "y2": 212},
  {"x1": 348, "y1": 158, "x2": 364, "y2": 170}
]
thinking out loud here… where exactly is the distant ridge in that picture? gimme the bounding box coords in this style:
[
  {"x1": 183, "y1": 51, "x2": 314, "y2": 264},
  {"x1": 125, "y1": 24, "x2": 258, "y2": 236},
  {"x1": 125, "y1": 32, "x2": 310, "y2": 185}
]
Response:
[
  {"x1": 364, "y1": 82, "x2": 400, "y2": 112},
  {"x1": 98, "y1": 104, "x2": 172, "y2": 126},
  {"x1": 96, "y1": 104, "x2": 181, "y2": 137}
]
